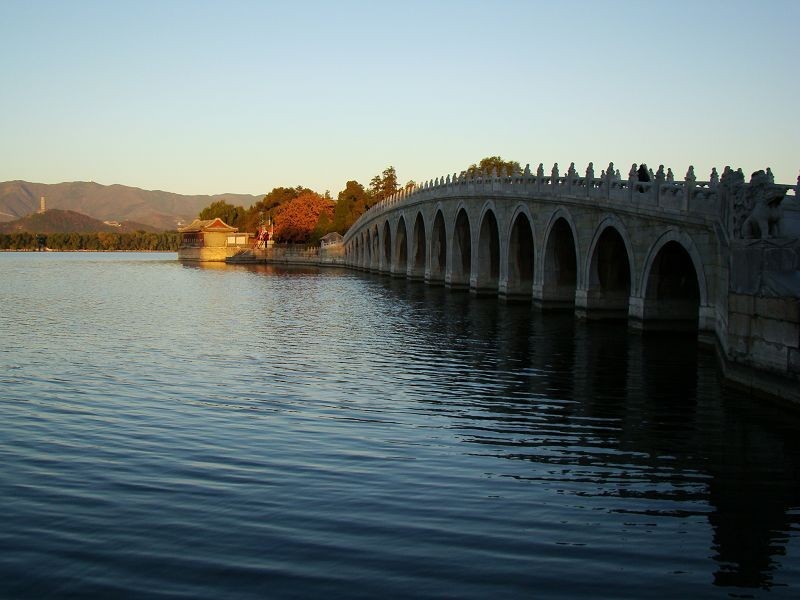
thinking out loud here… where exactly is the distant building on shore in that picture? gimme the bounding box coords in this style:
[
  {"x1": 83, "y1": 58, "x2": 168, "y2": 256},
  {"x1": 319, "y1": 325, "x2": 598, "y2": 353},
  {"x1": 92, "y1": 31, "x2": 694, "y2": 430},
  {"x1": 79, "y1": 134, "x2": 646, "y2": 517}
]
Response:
[
  {"x1": 320, "y1": 232, "x2": 343, "y2": 248},
  {"x1": 177, "y1": 217, "x2": 251, "y2": 262},
  {"x1": 39, "y1": 197, "x2": 46, "y2": 214}
]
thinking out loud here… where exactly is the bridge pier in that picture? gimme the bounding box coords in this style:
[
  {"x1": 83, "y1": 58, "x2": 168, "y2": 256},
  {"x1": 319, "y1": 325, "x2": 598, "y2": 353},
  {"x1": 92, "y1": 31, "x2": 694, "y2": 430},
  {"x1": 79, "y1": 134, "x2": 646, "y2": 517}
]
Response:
[
  {"x1": 425, "y1": 268, "x2": 445, "y2": 286},
  {"x1": 628, "y1": 297, "x2": 704, "y2": 332},
  {"x1": 444, "y1": 273, "x2": 469, "y2": 290},
  {"x1": 574, "y1": 288, "x2": 629, "y2": 320},
  {"x1": 534, "y1": 283, "x2": 576, "y2": 310},
  {"x1": 499, "y1": 278, "x2": 535, "y2": 300}
]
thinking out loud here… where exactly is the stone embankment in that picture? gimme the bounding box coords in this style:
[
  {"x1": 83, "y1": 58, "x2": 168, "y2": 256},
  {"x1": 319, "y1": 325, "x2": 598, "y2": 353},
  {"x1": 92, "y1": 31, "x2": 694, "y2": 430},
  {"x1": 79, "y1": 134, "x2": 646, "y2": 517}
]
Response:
[
  {"x1": 226, "y1": 244, "x2": 345, "y2": 267},
  {"x1": 724, "y1": 239, "x2": 800, "y2": 401}
]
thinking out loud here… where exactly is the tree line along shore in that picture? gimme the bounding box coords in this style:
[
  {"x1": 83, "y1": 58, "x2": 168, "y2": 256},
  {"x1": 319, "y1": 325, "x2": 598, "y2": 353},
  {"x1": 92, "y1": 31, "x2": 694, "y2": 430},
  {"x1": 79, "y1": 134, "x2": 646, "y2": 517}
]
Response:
[
  {"x1": 0, "y1": 231, "x2": 179, "y2": 251},
  {"x1": 0, "y1": 158, "x2": 519, "y2": 251}
]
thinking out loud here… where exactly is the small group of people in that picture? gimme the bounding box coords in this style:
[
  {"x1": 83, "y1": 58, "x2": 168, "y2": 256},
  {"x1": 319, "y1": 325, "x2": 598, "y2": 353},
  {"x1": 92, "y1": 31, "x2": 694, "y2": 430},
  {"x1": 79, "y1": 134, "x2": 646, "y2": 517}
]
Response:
[
  {"x1": 635, "y1": 162, "x2": 651, "y2": 192},
  {"x1": 253, "y1": 225, "x2": 271, "y2": 249},
  {"x1": 637, "y1": 163, "x2": 650, "y2": 183}
]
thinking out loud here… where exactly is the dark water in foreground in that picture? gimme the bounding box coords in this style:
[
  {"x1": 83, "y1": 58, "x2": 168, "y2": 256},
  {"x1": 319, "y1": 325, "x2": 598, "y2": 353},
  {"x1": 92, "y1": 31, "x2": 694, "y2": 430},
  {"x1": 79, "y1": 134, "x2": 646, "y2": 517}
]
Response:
[{"x1": 0, "y1": 252, "x2": 798, "y2": 599}]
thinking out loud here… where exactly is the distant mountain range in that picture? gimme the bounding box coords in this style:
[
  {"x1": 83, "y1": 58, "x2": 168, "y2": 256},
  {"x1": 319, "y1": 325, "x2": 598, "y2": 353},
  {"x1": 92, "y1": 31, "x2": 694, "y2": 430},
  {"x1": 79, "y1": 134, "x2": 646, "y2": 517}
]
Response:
[
  {"x1": 0, "y1": 209, "x2": 161, "y2": 235},
  {"x1": 0, "y1": 180, "x2": 261, "y2": 231}
]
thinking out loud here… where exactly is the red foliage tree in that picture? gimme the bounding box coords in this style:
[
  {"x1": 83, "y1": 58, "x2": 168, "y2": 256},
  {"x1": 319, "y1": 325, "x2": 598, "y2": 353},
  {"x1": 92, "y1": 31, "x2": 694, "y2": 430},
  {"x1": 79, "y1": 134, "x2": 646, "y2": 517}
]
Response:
[{"x1": 272, "y1": 191, "x2": 334, "y2": 243}]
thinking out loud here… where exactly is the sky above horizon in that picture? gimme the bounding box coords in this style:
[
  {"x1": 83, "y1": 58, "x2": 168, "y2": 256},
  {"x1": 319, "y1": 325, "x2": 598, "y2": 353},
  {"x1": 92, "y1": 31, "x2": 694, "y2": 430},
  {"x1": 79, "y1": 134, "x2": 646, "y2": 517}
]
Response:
[{"x1": 1, "y1": 0, "x2": 798, "y2": 197}]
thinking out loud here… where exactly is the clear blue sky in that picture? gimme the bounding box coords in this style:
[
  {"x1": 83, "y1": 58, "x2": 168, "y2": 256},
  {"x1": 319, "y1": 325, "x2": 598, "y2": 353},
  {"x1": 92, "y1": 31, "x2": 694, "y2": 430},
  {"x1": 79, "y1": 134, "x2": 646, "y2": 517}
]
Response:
[{"x1": 1, "y1": 0, "x2": 798, "y2": 196}]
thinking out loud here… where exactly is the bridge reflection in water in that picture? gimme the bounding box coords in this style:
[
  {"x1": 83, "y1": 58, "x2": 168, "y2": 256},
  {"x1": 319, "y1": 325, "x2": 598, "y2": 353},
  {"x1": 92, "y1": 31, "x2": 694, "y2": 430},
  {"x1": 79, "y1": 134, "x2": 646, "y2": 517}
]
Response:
[{"x1": 373, "y1": 275, "x2": 800, "y2": 591}]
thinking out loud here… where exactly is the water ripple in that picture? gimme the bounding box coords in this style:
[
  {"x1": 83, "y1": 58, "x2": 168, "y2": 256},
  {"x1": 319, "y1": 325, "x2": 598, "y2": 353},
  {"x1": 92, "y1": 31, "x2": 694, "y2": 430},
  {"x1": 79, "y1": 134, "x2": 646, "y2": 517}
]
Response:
[{"x1": 0, "y1": 253, "x2": 798, "y2": 598}]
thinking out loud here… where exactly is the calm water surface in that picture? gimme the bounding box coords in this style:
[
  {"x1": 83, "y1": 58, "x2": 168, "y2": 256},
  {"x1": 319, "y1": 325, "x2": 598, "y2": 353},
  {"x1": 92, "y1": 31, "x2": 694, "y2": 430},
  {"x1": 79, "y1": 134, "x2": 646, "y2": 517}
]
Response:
[{"x1": 0, "y1": 252, "x2": 798, "y2": 599}]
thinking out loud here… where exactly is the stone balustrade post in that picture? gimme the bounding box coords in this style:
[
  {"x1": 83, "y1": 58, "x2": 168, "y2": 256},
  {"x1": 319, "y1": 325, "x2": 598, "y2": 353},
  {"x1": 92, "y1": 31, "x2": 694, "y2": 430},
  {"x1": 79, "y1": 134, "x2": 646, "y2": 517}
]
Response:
[
  {"x1": 584, "y1": 163, "x2": 594, "y2": 197},
  {"x1": 628, "y1": 164, "x2": 637, "y2": 202},
  {"x1": 566, "y1": 162, "x2": 576, "y2": 193},
  {"x1": 654, "y1": 165, "x2": 665, "y2": 204},
  {"x1": 684, "y1": 166, "x2": 696, "y2": 211},
  {"x1": 536, "y1": 163, "x2": 544, "y2": 194},
  {"x1": 605, "y1": 162, "x2": 614, "y2": 199}
]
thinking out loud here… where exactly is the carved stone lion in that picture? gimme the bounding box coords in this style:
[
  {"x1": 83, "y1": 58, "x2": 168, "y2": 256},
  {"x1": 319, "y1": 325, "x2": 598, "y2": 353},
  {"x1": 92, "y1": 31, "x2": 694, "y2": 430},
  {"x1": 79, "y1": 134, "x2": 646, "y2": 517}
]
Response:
[{"x1": 741, "y1": 170, "x2": 786, "y2": 239}]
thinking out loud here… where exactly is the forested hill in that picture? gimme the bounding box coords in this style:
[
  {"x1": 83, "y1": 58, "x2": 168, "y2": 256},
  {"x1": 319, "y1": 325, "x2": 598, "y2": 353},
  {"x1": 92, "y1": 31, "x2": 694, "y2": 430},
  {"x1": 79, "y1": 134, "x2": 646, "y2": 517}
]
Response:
[
  {"x1": 0, "y1": 180, "x2": 261, "y2": 231},
  {"x1": 0, "y1": 209, "x2": 158, "y2": 234}
]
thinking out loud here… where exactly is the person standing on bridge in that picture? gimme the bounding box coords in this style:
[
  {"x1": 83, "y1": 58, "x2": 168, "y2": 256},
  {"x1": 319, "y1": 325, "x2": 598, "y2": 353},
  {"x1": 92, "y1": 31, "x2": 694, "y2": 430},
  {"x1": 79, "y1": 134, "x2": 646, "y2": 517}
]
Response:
[{"x1": 637, "y1": 163, "x2": 650, "y2": 192}]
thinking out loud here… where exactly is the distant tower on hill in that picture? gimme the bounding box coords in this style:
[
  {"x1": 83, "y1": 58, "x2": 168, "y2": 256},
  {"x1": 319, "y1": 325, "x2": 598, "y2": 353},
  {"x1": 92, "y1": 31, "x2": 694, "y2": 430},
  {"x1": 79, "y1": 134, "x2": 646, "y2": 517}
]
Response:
[{"x1": 39, "y1": 196, "x2": 46, "y2": 213}]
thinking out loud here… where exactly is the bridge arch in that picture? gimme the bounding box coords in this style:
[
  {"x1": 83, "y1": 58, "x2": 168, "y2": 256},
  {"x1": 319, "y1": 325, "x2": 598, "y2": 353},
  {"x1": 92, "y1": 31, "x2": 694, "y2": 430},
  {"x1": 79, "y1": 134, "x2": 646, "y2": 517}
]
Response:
[
  {"x1": 394, "y1": 216, "x2": 408, "y2": 276},
  {"x1": 582, "y1": 215, "x2": 635, "y2": 319},
  {"x1": 429, "y1": 208, "x2": 447, "y2": 284},
  {"x1": 541, "y1": 208, "x2": 580, "y2": 308},
  {"x1": 410, "y1": 211, "x2": 426, "y2": 280},
  {"x1": 505, "y1": 204, "x2": 535, "y2": 298},
  {"x1": 475, "y1": 203, "x2": 500, "y2": 294},
  {"x1": 381, "y1": 220, "x2": 392, "y2": 273},
  {"x1": 449, "y1": 205, "x2": 472, "y2": 289},
  {"x1": 637, "y1": 228, "x2": 708, "y2": 330}
]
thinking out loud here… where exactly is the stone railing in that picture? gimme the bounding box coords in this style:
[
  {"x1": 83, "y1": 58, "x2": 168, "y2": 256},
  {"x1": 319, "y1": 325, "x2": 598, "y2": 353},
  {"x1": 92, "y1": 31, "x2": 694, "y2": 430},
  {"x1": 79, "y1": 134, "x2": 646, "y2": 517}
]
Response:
[{"x1": 345, "y1": 162, "x2": 798, "y2": 242}]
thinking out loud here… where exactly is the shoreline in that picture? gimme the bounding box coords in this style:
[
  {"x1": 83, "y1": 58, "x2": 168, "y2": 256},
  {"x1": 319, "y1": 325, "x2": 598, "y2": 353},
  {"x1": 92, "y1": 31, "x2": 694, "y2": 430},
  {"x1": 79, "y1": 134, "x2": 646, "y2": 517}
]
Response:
[{"x1": 0, "y1": 249, "x2": 177, "y2": 253}]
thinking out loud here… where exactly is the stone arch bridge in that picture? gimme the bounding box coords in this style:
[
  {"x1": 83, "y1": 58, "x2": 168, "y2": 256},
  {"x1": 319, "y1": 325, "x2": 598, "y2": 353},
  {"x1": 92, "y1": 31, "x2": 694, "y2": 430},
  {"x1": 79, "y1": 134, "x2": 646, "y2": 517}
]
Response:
[{"x1": 343, "y1": 163, "x2": 798, "y2": 348}]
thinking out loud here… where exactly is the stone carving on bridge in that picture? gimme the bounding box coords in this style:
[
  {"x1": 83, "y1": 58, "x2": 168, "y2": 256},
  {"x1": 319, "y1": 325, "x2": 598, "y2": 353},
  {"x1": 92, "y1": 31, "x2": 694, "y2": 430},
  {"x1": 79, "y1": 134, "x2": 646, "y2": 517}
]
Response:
[
  {"x1": 567, "y1": 162, "x2": 577, "y2": 179},
  {"x1": 605, "y1": 162, "x2": 615, "y2": 186},
  {"x1": 740, "y1": 170, "x2": 787, "y2": 239},
  {"x1": 722, "y1": 168, "x2": 787, "y2": 239}
]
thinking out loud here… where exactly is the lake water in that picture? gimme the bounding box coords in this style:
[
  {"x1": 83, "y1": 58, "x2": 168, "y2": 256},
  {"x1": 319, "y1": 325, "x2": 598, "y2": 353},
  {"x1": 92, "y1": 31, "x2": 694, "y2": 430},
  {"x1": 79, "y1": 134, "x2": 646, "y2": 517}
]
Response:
[{"x1": 1, "y1": 252, "x2": 798, "y2": 599}]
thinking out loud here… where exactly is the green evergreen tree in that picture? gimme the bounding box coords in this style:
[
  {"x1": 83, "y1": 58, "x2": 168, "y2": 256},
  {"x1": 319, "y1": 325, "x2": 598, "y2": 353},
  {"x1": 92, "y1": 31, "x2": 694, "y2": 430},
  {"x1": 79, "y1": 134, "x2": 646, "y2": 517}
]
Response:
[
  {"x1": 334, "y1": 180, "x2": 369, "y2": 234},
  {"x1": 198, "y1": 201, "x2": 246, "y2": 228},
  {"x1": 368, "y1": 166, "x2": 399, "y2": 205},
  {"x1": 463, "y1": 156, "x2": 521, "y2": 177}
]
